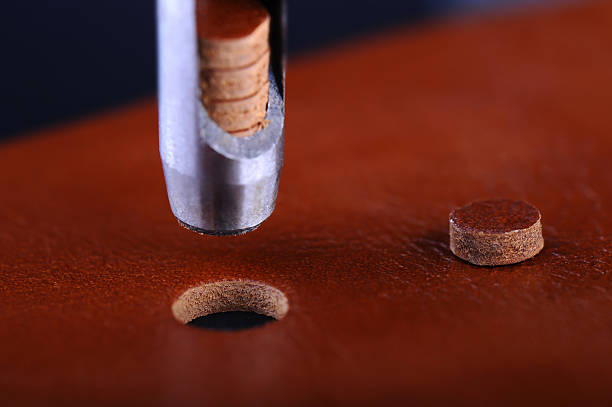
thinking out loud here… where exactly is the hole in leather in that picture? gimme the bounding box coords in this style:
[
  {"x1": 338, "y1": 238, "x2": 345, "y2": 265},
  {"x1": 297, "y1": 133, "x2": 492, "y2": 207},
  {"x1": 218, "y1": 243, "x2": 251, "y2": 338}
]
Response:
[
  {"x1": 171, "y1": 280, "x2": 288, "y2": 331},
  {"x1": 188, "y1": 311, "x2": 275, "y2": 331}
]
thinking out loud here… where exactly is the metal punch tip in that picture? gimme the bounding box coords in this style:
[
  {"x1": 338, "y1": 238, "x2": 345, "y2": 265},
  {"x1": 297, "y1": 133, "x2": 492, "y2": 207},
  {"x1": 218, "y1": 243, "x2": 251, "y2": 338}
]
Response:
[{"x1": 157, "y1": 0, "x2": 286, "y2": 236}]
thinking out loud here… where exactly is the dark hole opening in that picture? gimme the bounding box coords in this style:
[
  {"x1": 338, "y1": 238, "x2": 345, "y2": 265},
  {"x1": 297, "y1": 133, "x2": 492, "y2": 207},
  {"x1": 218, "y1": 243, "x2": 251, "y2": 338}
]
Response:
[{"x1": 188, "y1": 311, "x2": 275, "y2": 331}]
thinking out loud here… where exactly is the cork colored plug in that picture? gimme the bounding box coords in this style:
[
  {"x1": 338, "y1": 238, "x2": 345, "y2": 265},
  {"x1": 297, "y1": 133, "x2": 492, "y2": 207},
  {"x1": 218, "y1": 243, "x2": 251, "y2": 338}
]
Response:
[
  {"x1": 197, "y1": 0, "x2": 271, "y2": 137},
  {"x1": 449, "y1": 199, "x2": 544, "y2": 266}
]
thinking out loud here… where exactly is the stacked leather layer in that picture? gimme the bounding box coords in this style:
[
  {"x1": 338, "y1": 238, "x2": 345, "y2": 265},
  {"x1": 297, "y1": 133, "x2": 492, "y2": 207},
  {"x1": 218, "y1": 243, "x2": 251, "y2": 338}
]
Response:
[{"x1": 197, "y1": 0, "x2": 271, "y2": 137}]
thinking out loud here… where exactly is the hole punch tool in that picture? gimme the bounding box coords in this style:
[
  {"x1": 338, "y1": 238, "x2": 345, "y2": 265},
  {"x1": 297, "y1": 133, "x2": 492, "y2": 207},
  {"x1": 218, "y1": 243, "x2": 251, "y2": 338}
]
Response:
[{"x1": 157, "y1": 0, "x2": 286, "y2": 235}]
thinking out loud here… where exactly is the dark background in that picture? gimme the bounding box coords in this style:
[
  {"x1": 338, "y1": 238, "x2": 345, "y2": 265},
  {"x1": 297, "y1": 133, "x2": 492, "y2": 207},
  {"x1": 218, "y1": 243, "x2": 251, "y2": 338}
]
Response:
[{"x1": 0, "y1": 0, "x2": 539, "y2": 140}]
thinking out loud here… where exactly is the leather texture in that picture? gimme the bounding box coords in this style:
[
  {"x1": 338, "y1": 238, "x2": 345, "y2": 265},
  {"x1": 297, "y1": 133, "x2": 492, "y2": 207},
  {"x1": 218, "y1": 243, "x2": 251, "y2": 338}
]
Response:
[{"x1": 1, "y1": 1, "x2": 611, "y2": 405}]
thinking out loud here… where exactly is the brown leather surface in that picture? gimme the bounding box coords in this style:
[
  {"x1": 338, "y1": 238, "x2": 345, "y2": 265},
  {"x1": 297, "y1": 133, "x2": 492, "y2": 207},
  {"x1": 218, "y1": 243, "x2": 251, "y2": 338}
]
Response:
[
  {"x1": 1, "y1": 1, "x2": 611, "y2": 405},
  {"x1": 450, "y1": 199, "x2": 540, "y2": 233},
  {"x1": 197, "y1": 0, "x2": 269, "y2": 39}
]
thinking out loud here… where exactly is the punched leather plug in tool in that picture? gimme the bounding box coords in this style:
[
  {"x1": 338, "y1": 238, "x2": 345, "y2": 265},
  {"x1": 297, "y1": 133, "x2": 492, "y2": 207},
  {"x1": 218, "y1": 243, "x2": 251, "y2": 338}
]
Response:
[{"x1": 157, "y1": 0, "x2": 286, "y2": 235}]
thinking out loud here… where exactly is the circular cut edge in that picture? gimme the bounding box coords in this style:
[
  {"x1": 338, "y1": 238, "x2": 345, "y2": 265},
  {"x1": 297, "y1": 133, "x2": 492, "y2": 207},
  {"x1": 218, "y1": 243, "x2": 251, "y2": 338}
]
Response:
[
  {"x1": 171, "y1": 280, "x2": 289, "y2": 324},
  {"x1": 178, "y1": 218, "x2": 261, "y2": 236}
]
